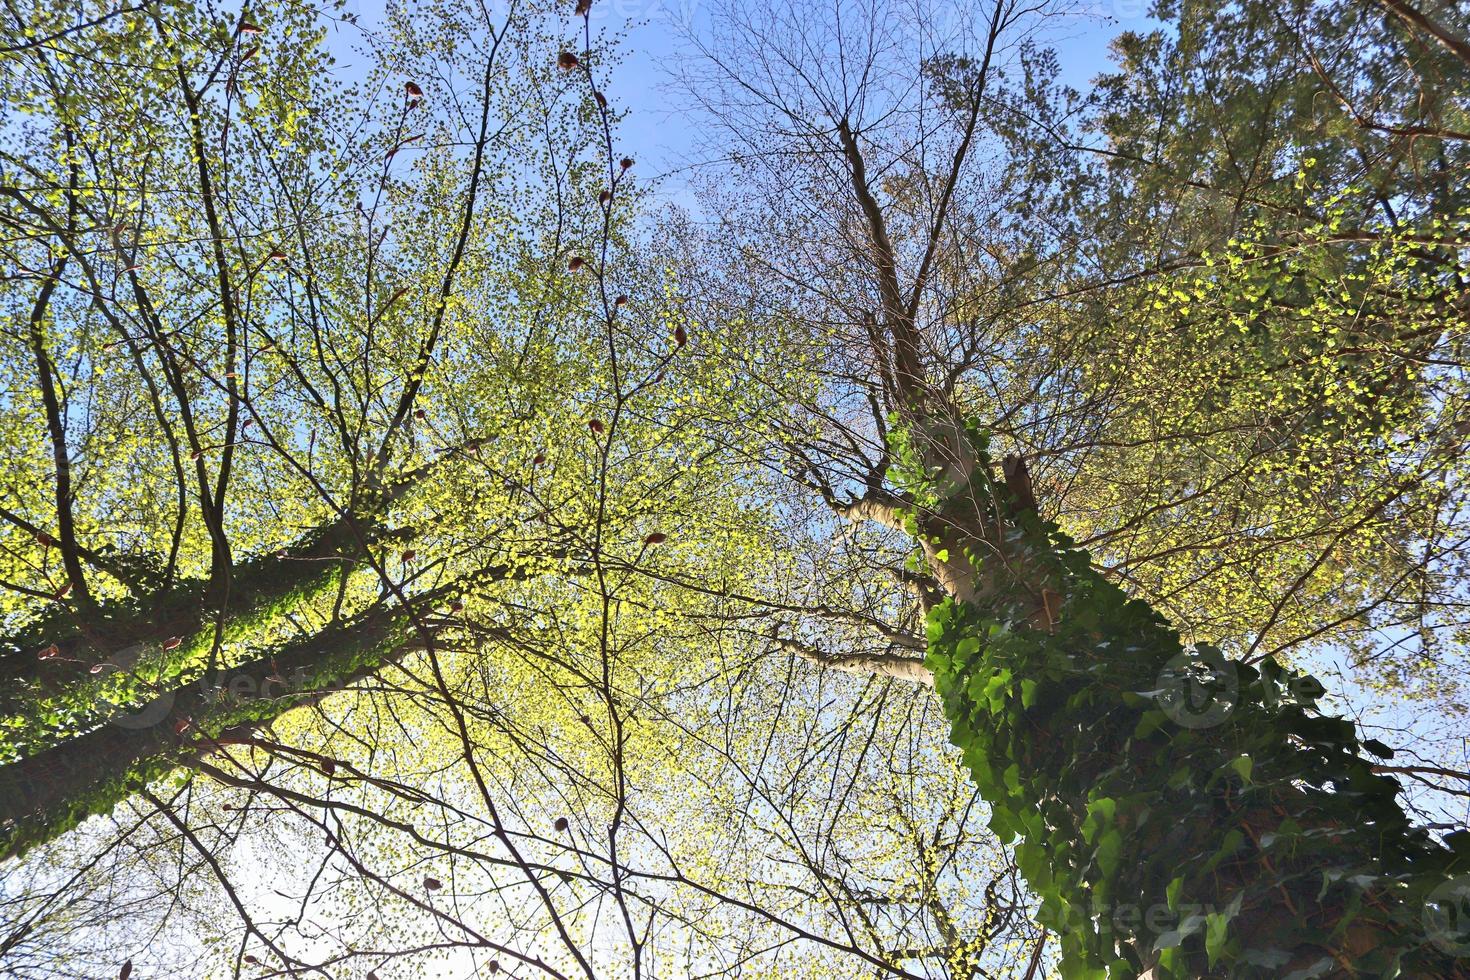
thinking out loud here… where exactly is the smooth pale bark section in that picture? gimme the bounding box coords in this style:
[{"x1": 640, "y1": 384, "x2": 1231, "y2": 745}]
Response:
[{"x1": 773, "y1": 634, "x2": 933, "y2": 687}]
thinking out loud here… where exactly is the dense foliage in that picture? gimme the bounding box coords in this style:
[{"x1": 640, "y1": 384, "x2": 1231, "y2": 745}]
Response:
[
  {"x1": 1, "y1": 0, "x2": 1469, "y2": 976},
  {"x1": 919, "y1": 429, "x2": 1470, "y2": 976}
]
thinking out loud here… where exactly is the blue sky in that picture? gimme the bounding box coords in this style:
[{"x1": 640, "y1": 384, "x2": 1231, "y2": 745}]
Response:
[
  {"x1": 570, "y1": 0, "x2": 1469, "y2": 827},
  {"x1": 326, "y1": 0, "x2": 1161, "y2": 204},
  {"x1": 602, "y1": 0, "x2": 1161, "y2": 204}
]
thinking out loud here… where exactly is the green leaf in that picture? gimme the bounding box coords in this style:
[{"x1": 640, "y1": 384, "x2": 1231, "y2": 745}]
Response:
[
  {"x1": 1082, "y1": 796, "x2": 1116, "y2": 844},
  {"x1": 1133, "y1": 709, "x2": 1167, "y2": 739},
  {"x1": 1203, "y1": 829, "x2": 1244, "y2": 873},
  {"x1": 1281, "y1": 958, "x2": 1335, "y2": 980},
  {"x1": 1003, "y1": 762, "x2": 1021, "y2": 795},
  {"x1": 1205, "y1": 916, "x2": 1227, "y2": 965},
  {"x1": 1096, "y1": 827, "x2": 1123, "y2": 880},
  {"x1": 1153, "y1": 913, "x2": 1205, "y2": 951}
]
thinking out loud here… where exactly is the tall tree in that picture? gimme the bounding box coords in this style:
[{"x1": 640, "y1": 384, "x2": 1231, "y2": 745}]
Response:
[
  {"x1": 671, "y1": 0, "x2": 1470, "y2": 973},
  {"x1": 3, "y1": 3, "x2": 1046, "y2": 978},
  {"x1": 0, "y1": 0, "x2": 628, "y2": 857},
  {"x1": 2, "y1": 0, "x2": 1469, "y2": 976}
]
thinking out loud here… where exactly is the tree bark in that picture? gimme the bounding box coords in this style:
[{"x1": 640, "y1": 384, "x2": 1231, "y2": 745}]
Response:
[
  {"x1": 830, "y1": 63, "x2": 1470, "y2": 972},
  {"x1": 916, "y1": 458, "x2": 1470, "y2": 977},
  {"x1": 0, "y1": 609, "x2": 411, "y2": 860}
]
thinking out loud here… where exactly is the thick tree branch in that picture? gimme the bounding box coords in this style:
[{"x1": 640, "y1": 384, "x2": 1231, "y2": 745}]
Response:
[
  {"x1": 771, "y1": 630, "x2": 932, "y2": 687},
  {"x1": 1377, "y1": 0, "x2": 1470, "y2": 71}
]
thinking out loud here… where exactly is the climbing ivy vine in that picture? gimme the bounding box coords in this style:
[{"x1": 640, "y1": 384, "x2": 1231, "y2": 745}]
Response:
[{"x1": 908, "y1": 427, "x2": 1470, "y2": 977}]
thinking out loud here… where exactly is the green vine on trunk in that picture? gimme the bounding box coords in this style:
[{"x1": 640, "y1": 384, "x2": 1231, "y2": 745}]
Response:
[
  {"x1": 898, "y1": 423, "x2": 1470, "y2": 977},
  {"x1": 0, "y1": 610, "x2": 411, "y2": 861}
]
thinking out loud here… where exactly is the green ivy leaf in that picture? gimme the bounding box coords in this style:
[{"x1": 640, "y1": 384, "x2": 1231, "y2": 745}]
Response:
[{"x1": 1096, "y1": 827, "x2": 1123, "y2": 880}]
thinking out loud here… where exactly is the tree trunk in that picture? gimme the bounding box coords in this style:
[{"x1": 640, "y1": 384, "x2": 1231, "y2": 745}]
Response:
[
  {"x1": 915, "y1": 437, "x2": 1470, "y2": 978},
  {"x1": 0, "y1": 609, "x2": 411, "y2": 860}
]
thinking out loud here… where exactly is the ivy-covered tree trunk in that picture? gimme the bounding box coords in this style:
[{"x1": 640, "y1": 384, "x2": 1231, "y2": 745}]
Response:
[
  {"x1": 0, "y1": 607, "x2": 414, "y2": 861},
  {"x1": 0, "y1": 514, "x2": 362, "y2": 712},
  {"x1": 0, "y1": 478, "x2": 432, "y2": 859},
  {"x1": 910, "y1": 428, "x2": 1470, "y2": 978}
]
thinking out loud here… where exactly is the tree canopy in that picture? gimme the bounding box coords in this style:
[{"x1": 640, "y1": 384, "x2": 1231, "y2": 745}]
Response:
[{"x1": 1, "y1": 0, "x2": 1468, "y2": 977}]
